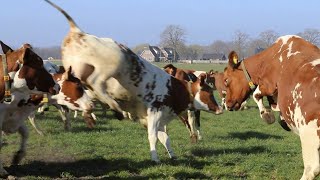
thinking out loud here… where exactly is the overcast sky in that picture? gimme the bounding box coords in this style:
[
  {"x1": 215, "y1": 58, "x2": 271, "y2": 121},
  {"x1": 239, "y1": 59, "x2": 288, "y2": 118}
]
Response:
[{"x1": 2, "y1": 0, "x2": 320, "y2": 48}]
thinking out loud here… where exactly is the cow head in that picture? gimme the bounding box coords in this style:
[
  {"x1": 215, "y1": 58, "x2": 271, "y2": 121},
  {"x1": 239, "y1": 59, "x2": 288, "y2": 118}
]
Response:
[
  {"x1": 223, "y1": 51, "x2": 252, "y2": 110},
  {"x1": 51, "y1": 67, "x2": 94, "y2": 112},
  {"x1": 0, "y1": 41, "x2": 57, "y2": 99},
  {"x1": 192, "y1": 73, "x2": 222, "y2": 114}
]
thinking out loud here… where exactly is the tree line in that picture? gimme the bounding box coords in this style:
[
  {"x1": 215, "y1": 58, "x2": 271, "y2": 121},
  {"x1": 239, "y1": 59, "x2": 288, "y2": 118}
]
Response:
[{"x1": 32, "y1": 27, "x2": 320, "y2": 61}]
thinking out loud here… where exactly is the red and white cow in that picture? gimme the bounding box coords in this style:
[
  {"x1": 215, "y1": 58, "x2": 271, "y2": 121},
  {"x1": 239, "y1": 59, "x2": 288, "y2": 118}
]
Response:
[
  {"x1": 163, "y1": 64, "x2": 222, "y2": 140},
  {"x1": 45, "y1": 0, "x2": 222, "y2": 163},
  {"x1": 0, "y1": 41, "x2": 58, "y2": 177},
  {"x1": 28, "y1": 67, "x2": 95, "y2": 135},
  {"x1": 223, "y1": 35, "x2": 320, "y2": 180}
]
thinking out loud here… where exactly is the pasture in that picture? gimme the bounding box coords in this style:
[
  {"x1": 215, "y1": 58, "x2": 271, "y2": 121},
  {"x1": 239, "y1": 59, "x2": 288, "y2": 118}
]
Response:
[{"x1": 2, "y1": 63, "x2": 303, "y2": 179}]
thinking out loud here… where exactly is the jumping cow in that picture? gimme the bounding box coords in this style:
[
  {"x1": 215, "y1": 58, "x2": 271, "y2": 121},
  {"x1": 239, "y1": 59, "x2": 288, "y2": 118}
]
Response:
[
  {"x1": 44, "y1": 0, "x2": 222, "y2": 163},
  {"x1": 223, "y1": 35, "x2": 320, "y2": 180}
]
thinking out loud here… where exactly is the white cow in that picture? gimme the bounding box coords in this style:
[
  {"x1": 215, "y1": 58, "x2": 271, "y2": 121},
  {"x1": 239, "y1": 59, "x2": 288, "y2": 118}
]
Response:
[{"x1": 45, "y1": 0, "x2": 222, "y2": 163}]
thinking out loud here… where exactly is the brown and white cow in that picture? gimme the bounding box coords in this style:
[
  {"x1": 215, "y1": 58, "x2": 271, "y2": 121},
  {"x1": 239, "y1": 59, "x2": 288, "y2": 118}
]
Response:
[
  {"x1": 44, "y1": 0, "x2": 222, "y2": 163},
  {"x1": 163, "y1": 64, "x2": 222, "y2": 140},
  {"x1": 223, "y1": 35, "x2": 320, "y2": 180},
  {"x1": 0, "y1": 41, "x2": 58, "y2": 177},
  {"x1": 28, "y1": 67, "x2": 95, "y2": 135}
]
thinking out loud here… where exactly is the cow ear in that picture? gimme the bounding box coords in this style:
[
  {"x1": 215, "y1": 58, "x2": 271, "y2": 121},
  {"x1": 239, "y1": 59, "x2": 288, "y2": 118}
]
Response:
[
  {"x1": 21, "y1": 47, "x2": 43, "y2": 66},
  {"x1": 228, "y1": 51, "x2": 240, "y2": 69},
  {"x1": 0, "y1": 41, "x2": 13, "y2": 54}
]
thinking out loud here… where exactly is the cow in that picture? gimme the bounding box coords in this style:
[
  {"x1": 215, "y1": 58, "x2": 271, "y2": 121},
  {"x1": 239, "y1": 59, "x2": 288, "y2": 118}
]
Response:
[
  {"x1": 0, "y1": 41, "x2": 59, "y2": 177},
  {"x1": 28, "y1": 67, "x2": 95, "y2": 135},
  {"x1": 44, "y1": 0, "x2": 222, "y2": 163},
  {"x1": 223, "y1": 35, "x2": 320, "y2": 180},
  {"x1": 163, "y1": 64, "x2": 222, "y2": 140},
  {"x1": 208, "y1": 70, "x2": 248, "y2": 111}
]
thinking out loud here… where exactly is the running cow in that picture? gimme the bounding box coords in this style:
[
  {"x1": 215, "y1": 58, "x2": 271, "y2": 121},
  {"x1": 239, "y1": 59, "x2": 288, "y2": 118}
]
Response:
[{"x1": 223, "y1": 35, "x2": 320, "y2": 180}]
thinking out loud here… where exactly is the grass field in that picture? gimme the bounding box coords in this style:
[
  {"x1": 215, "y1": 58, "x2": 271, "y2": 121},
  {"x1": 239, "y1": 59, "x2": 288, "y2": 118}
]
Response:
[{"x1": 1, "y1": 63, "x2": 307, "y2": 179}]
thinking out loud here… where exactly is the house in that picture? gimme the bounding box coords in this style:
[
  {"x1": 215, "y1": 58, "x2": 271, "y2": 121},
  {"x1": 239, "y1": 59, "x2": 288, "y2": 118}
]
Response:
[
  {"x1": 201, "y1": 53, "x2": 226, "y2": 61},
  {"x1": 140, "y1": 46, "x2": 179, "y2": 62}
]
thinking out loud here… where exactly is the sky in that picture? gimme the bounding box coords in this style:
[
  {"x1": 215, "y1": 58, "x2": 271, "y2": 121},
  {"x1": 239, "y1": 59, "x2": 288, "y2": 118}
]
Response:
[{"x1": 2, "y1": 0, "x2": 320, "y2": 48}]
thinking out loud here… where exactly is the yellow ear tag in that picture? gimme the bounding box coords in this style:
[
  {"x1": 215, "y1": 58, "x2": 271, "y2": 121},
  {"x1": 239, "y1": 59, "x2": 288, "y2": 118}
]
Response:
[{"x1": 233, "y1": 56, "x2": 238, "y2": 64}]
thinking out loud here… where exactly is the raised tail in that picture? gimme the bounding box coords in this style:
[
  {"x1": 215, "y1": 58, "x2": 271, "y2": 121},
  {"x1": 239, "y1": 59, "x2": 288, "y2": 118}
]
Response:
[{"x1": 44, "y1": 0, "x2": 81, "y2": 32}]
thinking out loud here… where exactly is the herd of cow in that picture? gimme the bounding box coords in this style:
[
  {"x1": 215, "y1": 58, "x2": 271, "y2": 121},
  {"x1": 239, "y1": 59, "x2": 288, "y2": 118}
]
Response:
[{"x1": 0, "y1": 0, "x2": 319, "y2": 179}]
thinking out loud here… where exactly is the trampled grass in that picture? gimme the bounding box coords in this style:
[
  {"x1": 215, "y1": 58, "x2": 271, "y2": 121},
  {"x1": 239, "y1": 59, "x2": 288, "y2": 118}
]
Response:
[{"x1": 1, "y1": 63, "x2": 307, "y2": 179}]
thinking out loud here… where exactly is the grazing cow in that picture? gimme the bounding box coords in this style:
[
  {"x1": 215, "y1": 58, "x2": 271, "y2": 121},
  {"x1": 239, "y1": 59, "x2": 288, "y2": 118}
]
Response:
[
  {"x1": 223, "y1": 35, "x2": 320, "y2": 180},
  {"x1": 163, "y1": 64, "x2": 222, "y2": 140},
  {"x1": 44, "y1": 0, "x2": 222, "y2": 163},
  {"x1": 28, "y1": 67, "x2": 95, "y2": 135},
  {"x1": 0, "y1": 41, "x2": 58, "y2": 177}
]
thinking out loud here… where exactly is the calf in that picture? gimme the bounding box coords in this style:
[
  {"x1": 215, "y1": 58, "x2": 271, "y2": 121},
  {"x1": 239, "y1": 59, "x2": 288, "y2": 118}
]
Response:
[
  {"x1": 0, "y1": 41, "x2": 57, "y2": 177},
  {"x1": 163, "y1": 64, "x2": 222, "y2": 140},
  {"x1": 223, "y1": 35, "x2": 320, "y2": 180},
  {"x1": 45, "y1": 0, "x2": 222, "y2": 162}
]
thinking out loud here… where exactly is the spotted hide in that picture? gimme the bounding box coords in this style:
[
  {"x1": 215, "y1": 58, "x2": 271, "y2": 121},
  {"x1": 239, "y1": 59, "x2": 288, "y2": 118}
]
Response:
[
  {"x1": 163, "y1": 64, "x2": 222, "y2": 140},
  {"x1": 29, "y1": 66, "x2": 95, "y2": 135},
  {"x1": 44, "y1": 0, "x2": 223, "y2": 163},
  {"x1": 223, "y1": 35, "x2": 320, "y2": 180},
  {"x1": 0, "y1": 41, "x2": 57, "y2": 177}
]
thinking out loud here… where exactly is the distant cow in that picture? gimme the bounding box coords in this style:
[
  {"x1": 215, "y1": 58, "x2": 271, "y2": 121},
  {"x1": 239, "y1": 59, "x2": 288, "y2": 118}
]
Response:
[
  {"x1": 223, "y1": 35, "x2": 320, "y2": 180},
  {"x1": 45, "y1": 0, "x2": 222, "y2": 163},
  {"x1": 0, "y1": 41, "x2": 58, "y2": 177},
  {"x1": 163, "y1": 64, "x2": 222, "y2": 140}
]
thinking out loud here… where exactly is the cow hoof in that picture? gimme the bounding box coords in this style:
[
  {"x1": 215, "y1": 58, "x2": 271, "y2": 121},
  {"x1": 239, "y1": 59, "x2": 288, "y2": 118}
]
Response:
[
  {"x1": 113, "y1": 111, "x2": 124, "y2": 120},
  {"x1": 261, "y1": 111, "x2": 275, "y2": 124},
  {"x1": 12, "y1": 150, "x2": 26, "y2": 165},
  {"x1": 190, "y1": 134, "x2": 198, "y2": 143}
]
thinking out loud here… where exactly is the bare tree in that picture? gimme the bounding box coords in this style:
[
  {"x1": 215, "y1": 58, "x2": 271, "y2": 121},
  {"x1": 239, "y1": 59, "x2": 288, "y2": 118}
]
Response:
[
  {"x1": 259, "y1": 30, "x2": 279, "y2": 48},
  {"x1": 232, "y1": 30, "x2": 250, "y2": 59},
  {"x1": 160, "y1": 25, "x2": 186, "y2": 61},
  {"x1": 297, "y1": 28, "x2": 320, "y2": 46},
  {"x1": 209, "y1": 40, "x2": 232, "y2": 55}
]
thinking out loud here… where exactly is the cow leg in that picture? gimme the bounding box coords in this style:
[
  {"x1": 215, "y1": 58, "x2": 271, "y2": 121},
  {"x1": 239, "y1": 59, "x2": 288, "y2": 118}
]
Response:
[
  {"x1": 253, "y1": 86, "x2": 275, "y2": 124},
  {"x1": 194, "y1": 110, "x2": 202, "y2": 140},
  {"x1": 28, "y1": 112, "x2": 44, "y2": 136},
  {"x1": 300, "y1": 126, "x2": 320, "y2": 180},
  {"x1": 12, "y1": 124, "x2": 28, "y2": 165},
  {"x1": 55, "y1": 105, "x2": 71, "y2": 131},
  {"x1": 147, "y1": 110, "x2": 160, "y2": 163},
  {"x1": 187, "y1": 110, "x2": 198, "y2": 143},
  {"x1": 157, "y1": 125, "x2": 175, "y2": 159}
]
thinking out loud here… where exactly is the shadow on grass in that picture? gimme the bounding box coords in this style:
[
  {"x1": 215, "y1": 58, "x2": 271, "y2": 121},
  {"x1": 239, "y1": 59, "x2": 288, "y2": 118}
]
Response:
[
  {"x1": 69, "y1": 126, "x2": 119, "y2": 134},
  {"x1": 6, "y1": 157, "x2": 211, "y2": 179},
  {"x1": 191, "y1": 145, "x2": 267, "y2": 157},
  {"x1": 7, "y1": 158, "x2": 150, "y2": 179},
  {"x1": 228, "y1": 131, "x2": 283, "y2": 140}
]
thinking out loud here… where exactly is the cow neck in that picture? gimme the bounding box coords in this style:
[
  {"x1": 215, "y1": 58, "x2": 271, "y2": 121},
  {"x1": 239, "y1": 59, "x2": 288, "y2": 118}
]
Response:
[
  {"x1": 240, "y1": 60, "x2": 256, "y2": 90},
  {"x1": 1, "y1": 54, "x2": 11, "y2": 102}
]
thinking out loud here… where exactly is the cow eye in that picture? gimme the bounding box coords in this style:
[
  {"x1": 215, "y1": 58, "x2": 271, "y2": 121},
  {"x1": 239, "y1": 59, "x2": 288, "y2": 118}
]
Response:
[{"x1": 224, "y1": 79, "x2": 229, "y2": 87}]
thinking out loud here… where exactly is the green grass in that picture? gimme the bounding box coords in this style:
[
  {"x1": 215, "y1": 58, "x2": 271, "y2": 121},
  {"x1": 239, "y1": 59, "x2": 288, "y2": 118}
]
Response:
[{"x1": 1, "y1": 63, "x2": 308, "y2": 179}]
